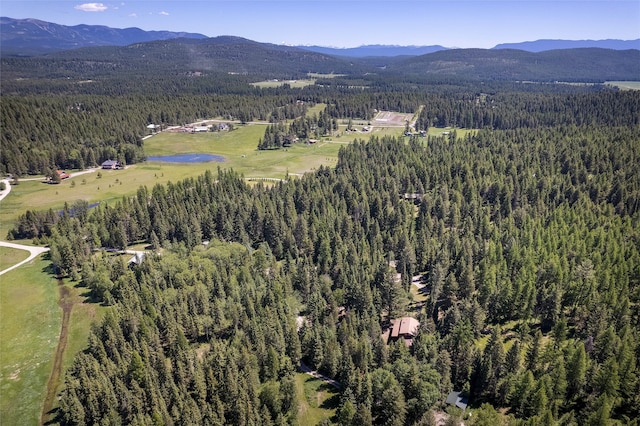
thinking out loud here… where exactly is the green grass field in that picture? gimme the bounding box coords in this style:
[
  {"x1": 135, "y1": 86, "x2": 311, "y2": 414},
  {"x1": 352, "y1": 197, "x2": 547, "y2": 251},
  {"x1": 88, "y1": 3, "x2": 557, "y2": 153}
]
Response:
[
  {"x1": 295, "y1": 373, "x2": 339, "y2": 425},
  {"x1": 0, "y1": 246, "x2": 29, "y2": 271},
  {"x1": 0, "y1": 255, "x2": 107, "y2": 426},
  {"x1": 0, "y1": 257, "x2": 59, "y2": 425},
  {"x1": 251, "y1": 79, "x2": 316, "y2": 88}
]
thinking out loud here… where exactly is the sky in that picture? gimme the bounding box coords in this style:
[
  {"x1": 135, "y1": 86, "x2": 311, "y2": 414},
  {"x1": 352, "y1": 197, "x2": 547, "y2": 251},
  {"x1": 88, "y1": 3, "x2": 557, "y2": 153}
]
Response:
[{"x1": 2, "y1": 0, "x2": 639, "y2": 48}]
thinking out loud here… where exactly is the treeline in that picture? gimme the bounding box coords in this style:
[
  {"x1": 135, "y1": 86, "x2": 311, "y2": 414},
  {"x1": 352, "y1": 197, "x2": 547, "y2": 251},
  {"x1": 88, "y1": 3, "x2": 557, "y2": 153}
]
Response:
[
  {"x1": 325, "y1": 90, "x2": 640, "y2": 130},
  {"x1": 0, "y1": 92, "x2": 310, "y2": 175},
  {"x1": 59, "y1": 243, "x2": 303, "y2": 425},
  {"x1": 4, "y1": 70, "x2": 637, "y2": 175},
  {"x1": 22, "y1": 104, "x2": 638, "y2": 424}
]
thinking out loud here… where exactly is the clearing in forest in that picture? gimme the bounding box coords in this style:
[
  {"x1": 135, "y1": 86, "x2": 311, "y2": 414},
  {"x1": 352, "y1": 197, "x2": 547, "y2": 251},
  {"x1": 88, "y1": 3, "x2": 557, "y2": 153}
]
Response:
[{"x1": 372, "y1": 111, "x2": 415, "y2": 127}]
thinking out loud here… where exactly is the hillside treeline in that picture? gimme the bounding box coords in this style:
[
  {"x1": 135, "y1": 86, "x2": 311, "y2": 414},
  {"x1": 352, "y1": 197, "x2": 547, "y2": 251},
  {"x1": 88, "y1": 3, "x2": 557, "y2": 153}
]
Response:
[
  {"x1": 0, "y1": 91, "x2": 307, "y2": 175},
  {"x1": 16, "y1": 105, "x2": 638, "y2": 424}
]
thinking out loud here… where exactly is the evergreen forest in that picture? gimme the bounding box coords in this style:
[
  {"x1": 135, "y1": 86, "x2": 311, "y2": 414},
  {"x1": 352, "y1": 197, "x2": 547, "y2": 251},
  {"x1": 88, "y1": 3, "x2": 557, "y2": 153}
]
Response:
[{"x1": 2, "y1": 40, "x2": 640, "y2": 425}]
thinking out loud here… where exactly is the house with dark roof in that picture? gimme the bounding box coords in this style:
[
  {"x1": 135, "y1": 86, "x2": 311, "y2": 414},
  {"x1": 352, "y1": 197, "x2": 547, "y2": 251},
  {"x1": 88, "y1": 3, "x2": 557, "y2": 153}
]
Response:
[
  {"x1": 446, "y1": 391, "x2": 469, "y2": 410},
  {"x1": 388, "y1": 316, "x2": 420, "y2": 346},
  {"x1": 101, "y1": 160, "x2": 120, "y2": 169}
]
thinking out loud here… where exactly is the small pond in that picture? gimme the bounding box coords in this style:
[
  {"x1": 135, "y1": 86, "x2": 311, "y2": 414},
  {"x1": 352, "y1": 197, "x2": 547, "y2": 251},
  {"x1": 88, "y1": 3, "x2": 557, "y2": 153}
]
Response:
[{"x1": 146, "y1": 153, "x2": 225, "y2": 163}]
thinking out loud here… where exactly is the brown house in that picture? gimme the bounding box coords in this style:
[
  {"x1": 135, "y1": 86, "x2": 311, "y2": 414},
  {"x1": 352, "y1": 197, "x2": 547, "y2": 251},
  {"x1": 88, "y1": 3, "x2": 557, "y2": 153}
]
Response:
[{"x1": 388, "y1": 317, "x2": 420, "y2": 346}]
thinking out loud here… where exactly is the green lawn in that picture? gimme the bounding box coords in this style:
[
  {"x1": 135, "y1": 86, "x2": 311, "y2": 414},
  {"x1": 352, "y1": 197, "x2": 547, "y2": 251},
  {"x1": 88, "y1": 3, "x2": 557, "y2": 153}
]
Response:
[
  {"x1": 0, "y1": 246, "x2": 29, "y2": 271},
  {"x1": 0, "y1": 255, "x2": 107, "y2": 426},
  {"x1": 145, "y1": 124, "x2": 343, "y2": 179},
  {"x1": 295, "y1": 373, "x2": 339, "y2": 425},
  {"x1": 0, "y1": 257, "x2": 59, "y2": 426}
]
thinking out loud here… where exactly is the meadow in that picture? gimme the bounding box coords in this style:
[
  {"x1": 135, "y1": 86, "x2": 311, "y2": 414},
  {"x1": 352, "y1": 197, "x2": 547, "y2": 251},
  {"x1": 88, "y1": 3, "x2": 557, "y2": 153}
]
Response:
[
  {"x1": 0, "y1": 258, "x2": 60, "y2": 425},
  {"x1": 250, "y1": 79, "x2": 316, "y2": 88},
  {"x1": 0, "y1": 246, "x2": 28, "y2": 271},
  {"x1": 295, "y1": 373, "x2": 339, "y2": 424},
  {"x1": 0, "y1": 117, "x2": 419, "y2": 238}
]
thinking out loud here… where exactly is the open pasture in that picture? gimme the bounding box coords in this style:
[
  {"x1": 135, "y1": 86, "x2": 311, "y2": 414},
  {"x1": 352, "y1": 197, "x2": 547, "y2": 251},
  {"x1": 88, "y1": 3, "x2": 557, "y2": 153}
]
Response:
[
  {"x1": 0, "y1": 123, "x2": 344, "y2": 236},
  {"x1": 295, "y1": 372, "x2": 339, "y2": 425},
  {"x1": 251, "y1": 79, "x2": 316, "y2": 88},
  {"x1": 0, "y1": 258, "x2": 59, "y2": 426},
  {"x1": 372, "y1": 110, "x2": 415, "y2": 126}
]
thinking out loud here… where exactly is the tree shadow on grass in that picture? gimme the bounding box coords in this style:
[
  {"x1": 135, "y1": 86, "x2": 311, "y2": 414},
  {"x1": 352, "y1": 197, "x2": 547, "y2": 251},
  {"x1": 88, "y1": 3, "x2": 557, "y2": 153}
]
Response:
[
  {"x1": 319, "y1": 391, "x2": 341, "y2": 411},
  {"x1": 43, "y1": 407, "x2": 61, "y2": 425}
]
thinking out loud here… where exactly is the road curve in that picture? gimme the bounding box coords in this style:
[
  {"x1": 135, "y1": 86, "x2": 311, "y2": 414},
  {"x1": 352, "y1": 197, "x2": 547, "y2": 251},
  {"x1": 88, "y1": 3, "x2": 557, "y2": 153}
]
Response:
[
  {"x1": 0, "y1": 179, "x2": 11, "y2": 203},
  {"x1": 0, "y1": 241, "x2": 50, "y2": 276}
]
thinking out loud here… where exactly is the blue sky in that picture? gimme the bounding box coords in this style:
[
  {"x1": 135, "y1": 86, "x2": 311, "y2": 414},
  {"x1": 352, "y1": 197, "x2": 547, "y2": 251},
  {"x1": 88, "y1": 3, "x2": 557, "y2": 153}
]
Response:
[{"x1": 2, "y1": 0, "x2": 639, "y2": 48}]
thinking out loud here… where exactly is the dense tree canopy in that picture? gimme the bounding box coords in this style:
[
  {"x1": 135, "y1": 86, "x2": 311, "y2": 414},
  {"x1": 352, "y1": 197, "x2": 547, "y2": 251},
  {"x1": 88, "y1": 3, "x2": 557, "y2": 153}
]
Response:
[{"x1": 5, "y1": 71, "x2": 639, "y2": 424}]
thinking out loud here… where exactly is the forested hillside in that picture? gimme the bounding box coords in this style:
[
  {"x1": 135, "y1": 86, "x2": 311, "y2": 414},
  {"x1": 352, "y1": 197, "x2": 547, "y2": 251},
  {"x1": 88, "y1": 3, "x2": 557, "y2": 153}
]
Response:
[{"x1": 12, "y1": 86, "x2": 639, "y2": 424}]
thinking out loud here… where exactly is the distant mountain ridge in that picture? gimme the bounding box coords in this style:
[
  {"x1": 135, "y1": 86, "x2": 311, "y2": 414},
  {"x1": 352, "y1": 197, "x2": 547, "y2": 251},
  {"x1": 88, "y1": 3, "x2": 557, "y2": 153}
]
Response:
[
  {"x1": 493, "y1": 39, "x2": 640, "y2": 52},
  {"x1": 298, "y1": 40, "x2": 639, "y2": 58},
  {"x1": 387, "y1": 48, "x2": 640, "y2": 81},
  {"x1": 2, "y1": 17, "x2": 638, "y2": 58},
  {"x1": 0, "y1": 17, "x2": 207, "y2": 56}
]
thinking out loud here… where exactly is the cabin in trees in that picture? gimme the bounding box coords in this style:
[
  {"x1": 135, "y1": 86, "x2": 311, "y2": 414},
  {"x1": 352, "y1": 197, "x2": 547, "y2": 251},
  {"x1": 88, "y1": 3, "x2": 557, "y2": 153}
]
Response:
[
  {"x1": 388, "y1": 317, "x2": 420, "y2": 346},
  {"x1": 101, "y1": 160, "x2": 121, "y2": 170},
  {"x1": 446, "y1": 391, "x2": 469, "y2": 410}
]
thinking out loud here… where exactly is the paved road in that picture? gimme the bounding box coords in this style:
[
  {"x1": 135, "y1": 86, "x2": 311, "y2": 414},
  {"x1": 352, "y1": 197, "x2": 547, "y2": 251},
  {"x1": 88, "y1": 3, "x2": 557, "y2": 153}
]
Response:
[
  {"x1": 0, "y1": 241, "x2": 50, "y2": 276},
  {"x1": 0, "y1": 179, "x2": 11, "y2": 203}
]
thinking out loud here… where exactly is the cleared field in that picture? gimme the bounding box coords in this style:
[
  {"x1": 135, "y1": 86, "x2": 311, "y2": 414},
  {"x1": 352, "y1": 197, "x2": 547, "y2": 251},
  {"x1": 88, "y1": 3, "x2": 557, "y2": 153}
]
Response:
[
  {"x1": 146, "y1": 124, "x2": 343, "y2": 179},
  {"x1": 0, "y1": 246, "x2": 29, "y2": 271},
  {"x1": 372, "y1": 110, "x2": 415, "y2": 126},
  {"x1": 0, "y1": 124, "x2": 342, "y2": 237},
  {"x1": 306, "y1": 73, "x2": 344, "y2": 79},
  {"x1": 0, "y1": 257, "x2": 59, "y2": 426},
  {"x1": 251, "y1": 79, "x2": 316, "y2": 88},
  {"x1": 295, "y1": 372, "x2": 339, "y2": 425}
]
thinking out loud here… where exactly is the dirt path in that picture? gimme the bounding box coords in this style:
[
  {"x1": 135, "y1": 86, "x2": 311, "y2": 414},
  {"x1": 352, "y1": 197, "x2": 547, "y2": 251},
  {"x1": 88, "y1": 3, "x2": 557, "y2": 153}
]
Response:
[{"x1": 40, "y1": 279, "x2": 74, "y2": 425}]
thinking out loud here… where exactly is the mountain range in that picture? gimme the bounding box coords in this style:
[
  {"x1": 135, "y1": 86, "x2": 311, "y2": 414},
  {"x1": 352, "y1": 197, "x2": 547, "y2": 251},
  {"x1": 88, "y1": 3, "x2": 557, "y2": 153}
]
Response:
[
  {"x1": 1, "y1": 17, "x2": 639, "y2": 83},
  {"x1": 2, "y1": 17, "x2": 639, "y2": 58},
  {"x1": 0, "y1": 17, "x2": 207, "y2": 56}
]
